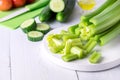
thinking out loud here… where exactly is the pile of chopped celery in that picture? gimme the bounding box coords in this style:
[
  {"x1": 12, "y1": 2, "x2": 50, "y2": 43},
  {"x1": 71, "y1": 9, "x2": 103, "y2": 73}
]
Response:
[
  {"x1": 47, "y1": 0, "x2": 120, "y2": 64},
  {"x1": 47, "y1": 25, "x2": 101, "y2": 63}
]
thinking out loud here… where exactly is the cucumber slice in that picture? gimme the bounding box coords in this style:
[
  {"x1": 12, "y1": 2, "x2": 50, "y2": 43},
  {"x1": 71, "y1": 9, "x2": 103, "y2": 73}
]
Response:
[
  {"x1": 36, "y1": 23, "x2": 50, "y2": 34},
  {"x1": 49, "y1": 0, "x2": 65, "y2": 12},
  {"x1": 20, "y1": 19, "x2": 36, "y2": 33},
  {"x1": 27, "y1": 31, "x2": 44, "y2": 42}
]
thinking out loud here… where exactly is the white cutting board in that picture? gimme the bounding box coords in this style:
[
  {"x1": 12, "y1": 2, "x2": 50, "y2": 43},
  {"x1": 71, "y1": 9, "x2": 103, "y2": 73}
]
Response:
[
  {"x1": 41, "y1": 26, "x2": 120, "y2": 71},
  {"x1": 40, "y1": 0, "x2": 120, "y2": 71}
]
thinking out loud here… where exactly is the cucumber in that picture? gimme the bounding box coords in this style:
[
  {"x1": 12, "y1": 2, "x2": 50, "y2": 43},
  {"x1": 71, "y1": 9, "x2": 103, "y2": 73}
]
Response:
[
  {"x1": 39, "y1": 5, "x2": 55, "y2": 22},
  {"x1": 20, "y1": 19, "x2": 36, "y2": 33},
  {"x1": 49, "y1": 0, "x2": 65, "y2": 12},
  {"x1": 36, "y1": 23, "x2": 50, "y2": 34},
  {"x1": 56, "y1": 0, "x2": 76, "y2": 22},
  {"x1": 27, "y1": 31, "x2": 44, "y2": 42}
]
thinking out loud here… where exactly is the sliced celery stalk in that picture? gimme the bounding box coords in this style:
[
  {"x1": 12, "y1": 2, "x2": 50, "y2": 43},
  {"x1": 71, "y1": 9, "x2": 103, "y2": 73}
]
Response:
[
  {"x1": 64, "y1": 39, "x2": 72, "y2": 55},
  {"x1": 81, "y1": 0, "x2": 117, "y2": 24},
  {"x1": 62, "y1": 34, "x2": 78, "y2": 42},
  {"x1": 70, "y1": 46, "x2": 85, "y2": 59},
  {"x1": 84, "y1": 38, "x2": 97, "y2": 54},
  {"x1": 62, "y1": 54, "x2": 78, "y2": 62},
  {"x1": 89, "y1": 51, "x2": 101, "y2": 64},
  {"x1": 100, "y1": 22, "x2": 120, "y2": 46}
]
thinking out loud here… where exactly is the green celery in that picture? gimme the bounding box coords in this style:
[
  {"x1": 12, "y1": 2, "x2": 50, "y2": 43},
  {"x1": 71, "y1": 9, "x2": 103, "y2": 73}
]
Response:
[
  {"x1": 90, "y1": 0, "x2": 120, "y2": 25},
  {"x1": 100, "y1": 22, "x2": 120, "y2": 46},
  {"x1": 89, "y1": 51, "x2": 101, "y2": 64},
  {"x1": 84, "y1": 38, "x2": 97, "y2": 54},
  {"x1": 68, "y1": 24, "x2": 79, "y2": 34},
  {"x1": 70, "y1": 46, "x2": 85, "y2": 59},
  {"x1": 62, "y1": 33, "x2": 78, "y2": 42},
  {"x1": 81, "y1": 0, "x2": 116, "y2": 25},
  {"x1": 64, "y1": 39, "x2": 72, "y2": 55},
  {"x1": 62, "y1": 54, "x2": 78, "y2": 62}
]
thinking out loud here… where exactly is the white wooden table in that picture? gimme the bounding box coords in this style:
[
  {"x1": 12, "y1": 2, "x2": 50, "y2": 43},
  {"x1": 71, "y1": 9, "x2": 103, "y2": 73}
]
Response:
[{"x1": 1, "y1": 0, "x2": 120, "y2": 80}]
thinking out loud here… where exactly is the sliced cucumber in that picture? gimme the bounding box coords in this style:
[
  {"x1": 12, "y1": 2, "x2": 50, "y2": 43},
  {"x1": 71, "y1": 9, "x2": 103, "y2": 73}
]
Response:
[
  {"x1": 20, "y1": 19, "x2": 36, "y2": 33},
  {"x1": 49, "y1": 0, "x2": 65, "y2": 12},
  {"x1": 27, "y1": 31, "x2": 44, "y2": 42},
  {"x1": 36, "y1": 23, "x2": 50, "y2": 34}
]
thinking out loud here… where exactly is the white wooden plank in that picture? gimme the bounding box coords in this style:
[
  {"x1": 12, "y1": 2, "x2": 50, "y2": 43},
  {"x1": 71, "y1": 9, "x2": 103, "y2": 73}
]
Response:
[
  {"x1": 77, "y1": 66, "x2": 120, "y2": 80},
  {"x1": 10, "y1": 29, "x2": 78, "y2": 80},
  {"x1": 0, "y1": 27, "x2": 10, "y2": 80}
]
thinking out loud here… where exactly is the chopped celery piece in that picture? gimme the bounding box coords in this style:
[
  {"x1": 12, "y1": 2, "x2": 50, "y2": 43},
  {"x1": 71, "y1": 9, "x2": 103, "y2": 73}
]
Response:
[
  {"x1": 84, "y1": 38, "x2": 97, "y2": 54},
  {"x1": 90, "y1": 0, "x2": 120, "y2": 25},
  {"x1": 68, "y1": 24, "x2": 79, "y2": 34},
  {"x1": 64, "y1": 38, "x2": 82, "y2": 55},
  {"x1": 62, "y1": 34, "x2": 78, "y2": 42},
  {"x1": 64, "y1": 39, "x2": 72, "y2": 55},
  {"x1": 100, "y1": 22, "x2": 120, "y2": 46},
  {"x1": 62, "y1": 54, "x2": 78, "y2": 62},
  {"x1": 75, "y1": 27, "x2": 81, "y2": 36},
  {"x1": 70, "y1": 46, "x2": 85, "y2": 59},
  {"x1": 81, "y1": 0, "x2": 116, "y2": 24},
  {"x1": 89, "y1": 51, "x2": 101, "y2": 64}
]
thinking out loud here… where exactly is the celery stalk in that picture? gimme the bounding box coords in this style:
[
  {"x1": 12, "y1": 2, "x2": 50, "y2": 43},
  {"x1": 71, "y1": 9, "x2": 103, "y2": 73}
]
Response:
[
  {"x1": 90, "y1": 0, "x2": 120, "y2": 25},
  {"x1": 100, "y1": 22, "x2": 120, "y2": 46},
  {"x1": 81, "y1": 0, "x2": 116, "y2": 25}
]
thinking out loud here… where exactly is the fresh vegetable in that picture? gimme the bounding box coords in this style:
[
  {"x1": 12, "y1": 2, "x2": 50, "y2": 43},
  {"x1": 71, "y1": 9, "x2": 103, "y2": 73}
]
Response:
[
  {"x1": 62, "y1": 54, "x2": 78, "y2": 62},
  {"x1": 56, "y1": 0, "x2": 76, "y2": 22},
  {"x1": 12, "y1": 0, "x2": 26, "y2": 8},
  {"x1": 100, "y1": 22, "x2": 120, "y2": 46},
  {"x1": 89, "y1": 51, "x2": 101, "y2": 64},
  {"x1": 27, "y1": 31, "x2": 44, "y2": 42},
  {"x1": 39, "y1": 5, "x2": 55, "y2": 22},
  {"x1": 49, "y1": 0, "x2": 65, "y2": 13},
  {"x1": 20, "y1": 18, "x2": 36, "y2": 33},
  {"x1": 36, "y1": 23, "x2": 50, "y2": 34},
  {"x1": 80, "y1": 0, "x2": 117, "y2": 26},
  {"x1": 68, "y1": 24, "x2": 79, "y2": 34},
  {"x1": 70, "y1": 46, "x2": 85, "y2": 59},
  {"x1": 80, "y1": 0, "x2": 120, "y2": 40},
  {"x1": 0, "y1": 0, "x2": 13, "y2": 11}
]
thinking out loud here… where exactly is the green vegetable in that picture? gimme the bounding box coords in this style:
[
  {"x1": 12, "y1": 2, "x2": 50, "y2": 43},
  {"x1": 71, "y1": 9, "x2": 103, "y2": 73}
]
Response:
[
  {"x1": 100, "y1": 22, "x2": 120, "y2": 46},
  {"x1": 68, "y1": 24, "x2": 79, "y2": 34},
  {"x1": 64, "y1": 39, "x2": 72, "y2": 55},
  {"x1": 84, "y1": 38, "x2": 97, "y2": 54},
  {"x1": 36, "y1": 23, "x2": 50, "y2": 34},
  {"x1": 39, "y1": 5, "x2": 55, "y2": 22},
  {"x1": 62, "y1": 54, "x2": 78, "y2": 62},
  {"x1": 27, "y1": 31, "x2": 43, "y2": 42},
  {"x1": 89, "y1": 51, "x2": 101, "y2": 64},
  {"x1": 81, "y1": 0, "x2": 117, "y2": 25},
  {"x1": 20, "y1": 19, "x2": 36, "y2": 33},
  {"x1": 56, "y1": 0, "x2": 76, "y2": 22},
  {"x1": 70, "y1": 46, "x2": 85, "y2": 59},
  {"x1": 49, "y1": 0, "x2": 65, "y2": 12},
  {"x1": 90, "y1": 0, "x2": 120, "y2": 26},
  {"x1": 62, "y1": 33, "x2": 78, "y2": 42}
]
